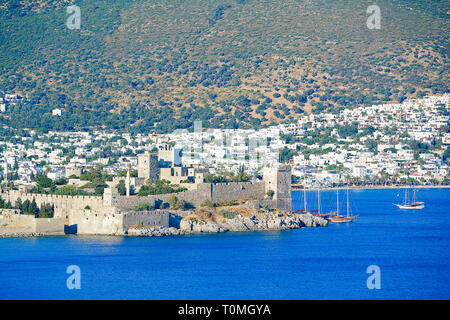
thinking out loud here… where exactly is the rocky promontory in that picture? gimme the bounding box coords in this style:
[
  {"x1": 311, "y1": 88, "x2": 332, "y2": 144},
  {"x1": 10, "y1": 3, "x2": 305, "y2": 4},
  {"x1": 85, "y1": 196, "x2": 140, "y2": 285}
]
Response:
[
  {"x1": 126, "y1": 207, "x2": 327, "y2": 237},
  {"x1": 127, "y1": 226, "x2": 186, "y2": 237},
  {"x1": 179, "y1": 211, "x2": 328, "y2": 234}
]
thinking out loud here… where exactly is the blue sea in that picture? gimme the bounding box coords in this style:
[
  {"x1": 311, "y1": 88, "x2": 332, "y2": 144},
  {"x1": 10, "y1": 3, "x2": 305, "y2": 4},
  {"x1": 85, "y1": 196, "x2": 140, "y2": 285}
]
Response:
[{"x1": 0, "y1": 188, "x2": 449, "y2": 300}]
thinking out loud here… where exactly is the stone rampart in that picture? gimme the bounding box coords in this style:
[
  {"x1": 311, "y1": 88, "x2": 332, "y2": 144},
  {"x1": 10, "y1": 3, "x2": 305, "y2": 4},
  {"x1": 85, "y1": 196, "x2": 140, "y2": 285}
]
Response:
[
  {"x1": 0, "y1": 190, "x2": 104, "y2": 218},
  {"x1": 122, "y1": 210, "x2": 170, "y2": 231},
  {"x1": 210, "y1": 182, "x2": 265, "y2": 202},
  {"x1": 0, "y1": 167, "x2": 292, "y2": 234},
  {"x1": 111, "y1": 182, "x2": 265, "y2": 210},
  {"x1": 34, "y1": 217, "x2": 65, "y2": 234},
  {"x1": 0, "y1": 209, "x2": 64, "y2": 234},
  {"x1": 68, "y1": 209, "x2": 170, "y2": 235},
  {"x1": 69, "y1": 209, "x2": 124, "y2": 235}
]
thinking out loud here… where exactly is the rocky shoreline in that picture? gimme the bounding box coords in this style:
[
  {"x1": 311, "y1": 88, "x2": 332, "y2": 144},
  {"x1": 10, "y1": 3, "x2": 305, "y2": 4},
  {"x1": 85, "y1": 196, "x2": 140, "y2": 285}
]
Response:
[
  {"x1": 126, "y1": 212, "x2": 328, "y2": 237},
  {"x1": 0, "y1": 231, "x2": 64, "y2": 238},
  {"x1": 1, "y1": 211, "x2": 328, "y2": 238},
  {"x1": 127, "y1": 226, "x2": 186, "y2": 237}
]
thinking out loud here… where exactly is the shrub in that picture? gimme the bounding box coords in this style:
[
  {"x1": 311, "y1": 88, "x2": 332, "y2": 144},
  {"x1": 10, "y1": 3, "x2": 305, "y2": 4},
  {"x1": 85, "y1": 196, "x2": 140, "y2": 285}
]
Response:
[
  {"x1": 201, "y1": 200, "x2": 216, "y2": 208},
  {"x1": 132, "y1": 203, "x2": 154, "y2": 211},
  {"x1": 168, "y1": 195, "x2": 194, "y2": 210},
  {"x1": 218, "y1": 210, "x2": 239, "y2": 219}
]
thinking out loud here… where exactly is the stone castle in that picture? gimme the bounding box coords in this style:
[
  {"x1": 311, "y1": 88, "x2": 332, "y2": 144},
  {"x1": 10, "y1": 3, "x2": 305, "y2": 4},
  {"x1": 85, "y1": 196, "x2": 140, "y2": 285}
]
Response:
[{"x1": 1, "y1": 144, "x2": 292, "y2": 235}]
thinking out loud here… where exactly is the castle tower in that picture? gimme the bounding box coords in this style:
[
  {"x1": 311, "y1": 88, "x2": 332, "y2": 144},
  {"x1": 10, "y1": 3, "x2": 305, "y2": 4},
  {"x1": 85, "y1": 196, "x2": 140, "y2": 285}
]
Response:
[
  {"x1": 138, "y1": 151, "x2": 159, "y2": 181},
  {"x1": 103, "y1": 186, "x2": 119, "y2": 207},
  {"x1": 263, "y1": 165, "x2": 292, "y2": 211},
  {"x1": 158, "y1": 144, "x2": 182, "y2": 167}
]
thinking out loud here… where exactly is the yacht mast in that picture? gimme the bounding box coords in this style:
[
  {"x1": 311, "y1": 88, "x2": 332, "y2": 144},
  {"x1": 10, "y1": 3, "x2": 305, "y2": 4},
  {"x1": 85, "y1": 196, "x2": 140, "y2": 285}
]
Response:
[
  {"x1": 304, "y1": 188, "x2": 307, "y2": 212},
  {"x1": 346, "y1": 188, "x2": 349, "y2": 218},
  {"x1": 336, "y1": 189, "x2": 339, "y2": 216},
  {"x1": 317, "y1": 188, "x2": 321, "y2": 215}
]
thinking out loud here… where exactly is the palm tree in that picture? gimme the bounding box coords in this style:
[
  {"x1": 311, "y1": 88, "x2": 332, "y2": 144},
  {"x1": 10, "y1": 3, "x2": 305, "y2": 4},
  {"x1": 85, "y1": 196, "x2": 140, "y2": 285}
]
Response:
[{"x1": 392, "y1": 173, "x2": 400, "y2": 185}]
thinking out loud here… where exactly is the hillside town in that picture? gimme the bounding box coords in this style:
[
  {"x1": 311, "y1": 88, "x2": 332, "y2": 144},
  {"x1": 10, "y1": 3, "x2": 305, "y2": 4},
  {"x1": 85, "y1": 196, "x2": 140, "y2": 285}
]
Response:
[{"x1": 0, "y1": 94, "x2": 449, "y2": 190}]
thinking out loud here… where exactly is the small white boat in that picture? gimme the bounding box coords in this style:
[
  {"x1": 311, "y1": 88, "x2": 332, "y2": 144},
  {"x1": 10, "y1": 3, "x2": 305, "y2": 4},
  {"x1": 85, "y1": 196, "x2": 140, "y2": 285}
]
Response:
[
  {"x1": 394, "y1": 202, "x2": 425, "y2": 210},
  {"x1": 394, "y1": 188, "x2": 424, "y2": 210}
]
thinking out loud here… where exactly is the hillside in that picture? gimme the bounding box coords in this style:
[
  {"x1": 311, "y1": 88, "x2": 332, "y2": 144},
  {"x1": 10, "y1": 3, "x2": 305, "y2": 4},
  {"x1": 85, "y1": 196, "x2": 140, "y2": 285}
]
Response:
[{"x1": 0, "y1": 0, "x2": 448, "y2": 133}]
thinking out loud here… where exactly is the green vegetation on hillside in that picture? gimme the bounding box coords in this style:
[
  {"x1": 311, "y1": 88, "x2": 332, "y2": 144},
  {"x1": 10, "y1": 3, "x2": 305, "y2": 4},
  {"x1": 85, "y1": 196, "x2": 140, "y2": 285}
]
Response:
[
  {"x1": 0, "y1": 0, "x2": 448, "y2": 133},
  {"x1": 137, "y1": 180, "x2": 187, "y2": 196}
]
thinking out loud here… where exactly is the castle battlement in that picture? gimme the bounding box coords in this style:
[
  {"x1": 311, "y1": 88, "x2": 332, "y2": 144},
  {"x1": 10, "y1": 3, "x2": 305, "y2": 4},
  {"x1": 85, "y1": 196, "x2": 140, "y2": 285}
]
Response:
[{"x1": 1, "y1": 166, "x2": 292, "y2": 234}]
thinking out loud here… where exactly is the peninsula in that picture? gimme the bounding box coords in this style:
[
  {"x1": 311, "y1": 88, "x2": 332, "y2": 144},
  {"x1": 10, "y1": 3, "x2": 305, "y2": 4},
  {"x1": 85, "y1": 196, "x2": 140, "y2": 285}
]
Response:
[{"x1": 1, "y1": 150, "x2": 328, "y2": 237}]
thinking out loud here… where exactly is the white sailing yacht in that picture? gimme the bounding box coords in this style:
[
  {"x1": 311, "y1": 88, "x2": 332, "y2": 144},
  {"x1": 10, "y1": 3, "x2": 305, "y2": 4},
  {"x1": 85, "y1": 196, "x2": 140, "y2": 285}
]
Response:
[{"x1": 394, "y1": 187, "x2": 424, "y2": 209}]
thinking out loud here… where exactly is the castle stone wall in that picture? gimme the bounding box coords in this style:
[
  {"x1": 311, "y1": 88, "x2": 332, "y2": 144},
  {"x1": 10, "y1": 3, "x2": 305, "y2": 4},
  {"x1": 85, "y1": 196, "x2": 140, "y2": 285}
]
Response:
[
  {"x1": 111, "y1": 194, "x2": 170, "y2": 210},
  {"x1": 122, "y1": 210, "x2": 170, "y2": 231},
  {"x1": 211, "y1": 182, "x2": 265, "y2": 202},
  {"x1": 34, "y1": 217, "x2": 65, "y2": 234},
  {"x1": 0, "y1": 190, "x2": 104, "y2": 219},
  {"x1": 69, "y1": 209, "x2": 124, "y2": 235},
  {"x1": 110, "y1": 182, "x2": 265, "y2": 210},
  {"x1": 0, "y1": 166, "x2": 293, "y2": 234},
  {"x1": 0, "y1": 209, "x2": 34, "y2": 228},
  {"x1": 0, "y1": 209, "x2": 64, "y2": 234},
  {"x1": 68, "y1": 209, "x2": 170, "y2": 235}
]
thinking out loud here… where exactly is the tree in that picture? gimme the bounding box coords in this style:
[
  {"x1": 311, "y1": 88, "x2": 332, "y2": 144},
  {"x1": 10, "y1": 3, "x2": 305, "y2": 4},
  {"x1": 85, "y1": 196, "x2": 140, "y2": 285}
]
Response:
[
  {"x1": 365, "y1": 139, "x2": 378, "y2": 153},
  {"x1": 30, "y1": 199, "x2": 38, "y2": 217},
  {"x1": 337, "y1": 123, "x2": 358, "y2": 138},
  {"x1": 38, "y1": 203, "x2": 54, "y2": 218},
  {"x1": 36, "y1": 175, "x2": 55, "y2": 189},
  {"x1": 279, "y1": 147, "x2": 298, "y2": 163},
  {"x1": 55, "y1": 178, "x2": 68, "y2": 185},
  {"x1": 55, "y1": 185, "x2": 84, "y2": 196},
  {"x1": 117, "y1": 180, "x2": 126, "y2": 196},
  {"x1": 15, "y1": 198, "x2": 22, "y2": 211},
  {"x1": 444, "y1": 146, "x2": 450, "y2": 165},
  {"x1": 233, "y1": 171, "x2": 250, "y2": 182},
  {"x1": 19, "y1": 198, "x2": 38, "y2": 216},
  {"x1": 168, "y1": 195, "x2": 193, "y2": 210}
]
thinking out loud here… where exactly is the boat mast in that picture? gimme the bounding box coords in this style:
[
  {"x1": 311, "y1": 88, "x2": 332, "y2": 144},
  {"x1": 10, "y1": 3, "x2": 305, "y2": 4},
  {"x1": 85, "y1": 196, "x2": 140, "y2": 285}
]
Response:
[
  {"x1": 336, "y1": 189, "x2": 339, "y2": 216},
  {"x1": 346, "y1": 188, "x2": 349, "y2": 218},
  {"x1": 317, "y1": 188, "x2": 321, "y2": 214},
  {"x1": 304, "y1": 188, "x2": 307, "y2": 212}
]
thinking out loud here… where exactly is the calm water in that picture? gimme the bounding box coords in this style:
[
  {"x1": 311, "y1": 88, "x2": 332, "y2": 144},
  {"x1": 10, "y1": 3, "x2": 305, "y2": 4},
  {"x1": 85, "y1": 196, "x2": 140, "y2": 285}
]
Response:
[{"x1": 0, "y1": 188, "x2": 449, "y2": 300}]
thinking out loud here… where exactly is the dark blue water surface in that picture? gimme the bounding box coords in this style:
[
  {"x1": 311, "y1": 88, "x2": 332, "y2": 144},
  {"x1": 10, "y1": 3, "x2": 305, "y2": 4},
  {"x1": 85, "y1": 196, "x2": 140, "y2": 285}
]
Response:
[{"x1": 0, "y1": 188, "x2": 449, "y2": 300}]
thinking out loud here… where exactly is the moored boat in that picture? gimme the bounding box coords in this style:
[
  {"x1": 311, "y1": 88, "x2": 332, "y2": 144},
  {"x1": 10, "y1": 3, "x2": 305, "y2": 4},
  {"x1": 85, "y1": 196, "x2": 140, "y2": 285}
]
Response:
[
  {"x1": 310, "y1": 188, "x2": 333, "y2": 218},
  {"x1": 328, "y1": 214, "x2": 358, "y2": 223},
  {"x1": 394, "y1": 202, "x2": 425, "y2": 210},
  {"x1": 394, "y1": 187, "x2": 424, "y2": 210},
  {"x1": 327, "y1": 188, "x2": 358, "y2": 223},
  {"x1": 293, "y1": 187, "x2": 334, "y2": 219}
]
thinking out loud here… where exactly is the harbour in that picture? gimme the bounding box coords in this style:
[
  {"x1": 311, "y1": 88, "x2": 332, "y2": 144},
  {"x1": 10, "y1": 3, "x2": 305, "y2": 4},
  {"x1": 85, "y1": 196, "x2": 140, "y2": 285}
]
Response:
[{"x1": 0, "y1": 188, "x2": 449, "y2": 299}]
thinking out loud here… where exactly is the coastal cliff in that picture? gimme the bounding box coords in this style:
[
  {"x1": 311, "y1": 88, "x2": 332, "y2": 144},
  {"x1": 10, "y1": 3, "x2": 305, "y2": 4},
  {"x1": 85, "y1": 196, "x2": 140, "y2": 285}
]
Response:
[
  {"x1": 127, "y1": 210, "x2": 327, "y2": 236},
  {"x1": 180, "y1": 212, "x2": 327, "y2": 233}
]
